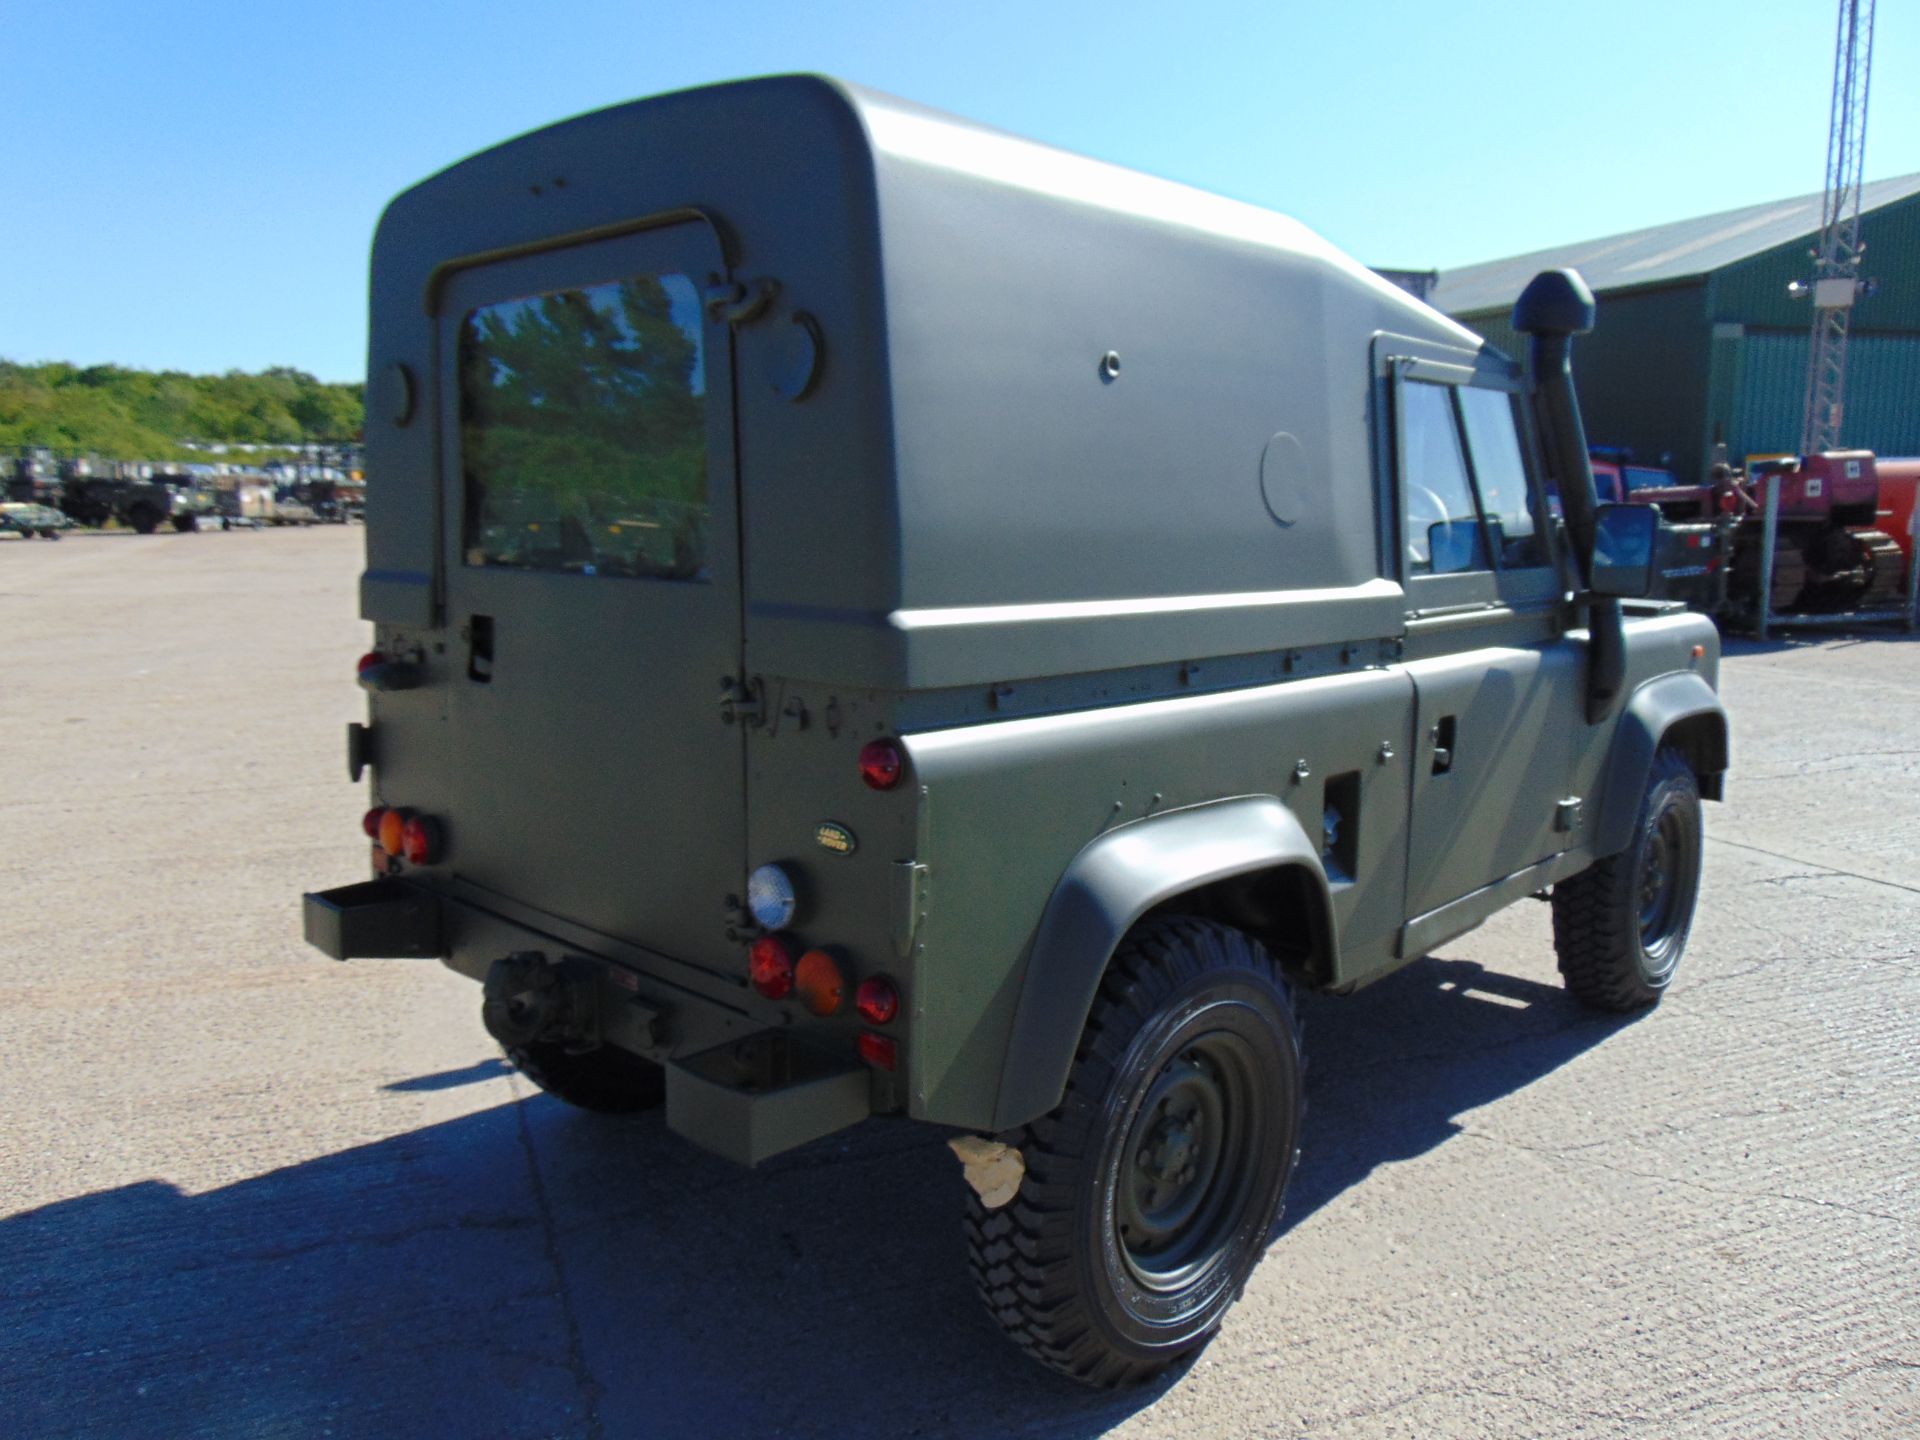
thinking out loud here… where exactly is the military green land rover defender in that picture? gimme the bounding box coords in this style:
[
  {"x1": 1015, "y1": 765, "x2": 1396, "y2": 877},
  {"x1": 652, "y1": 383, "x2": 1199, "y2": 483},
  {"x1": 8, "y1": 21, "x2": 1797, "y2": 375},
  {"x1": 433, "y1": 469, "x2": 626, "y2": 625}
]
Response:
[{"x1": 304, "y1": 76, "x2": 1728, "y2": 1387}]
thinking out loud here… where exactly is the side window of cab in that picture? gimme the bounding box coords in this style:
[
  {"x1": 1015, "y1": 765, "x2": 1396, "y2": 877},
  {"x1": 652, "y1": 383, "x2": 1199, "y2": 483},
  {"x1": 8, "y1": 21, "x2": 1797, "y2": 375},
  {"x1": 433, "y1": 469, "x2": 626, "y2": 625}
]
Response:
[{"x1": 1392, "y1": 361, "x2": 1556, "y2": 609}]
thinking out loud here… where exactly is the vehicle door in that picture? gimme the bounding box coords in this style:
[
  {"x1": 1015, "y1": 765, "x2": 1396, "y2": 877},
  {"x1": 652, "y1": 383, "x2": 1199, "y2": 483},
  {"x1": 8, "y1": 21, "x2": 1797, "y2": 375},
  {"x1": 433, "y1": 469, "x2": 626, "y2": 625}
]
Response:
[
  {"x1": 1387, "y1": 342, "x2": 1578, "y2": 923},
  {"x1": 436, "y1": 221, "x2": 746, "y2": 970}
]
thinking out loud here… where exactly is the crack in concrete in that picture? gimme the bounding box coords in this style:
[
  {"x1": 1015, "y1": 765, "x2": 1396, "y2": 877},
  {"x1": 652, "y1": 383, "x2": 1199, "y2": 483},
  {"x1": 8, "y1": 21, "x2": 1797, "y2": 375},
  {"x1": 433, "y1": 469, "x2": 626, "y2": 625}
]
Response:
[
  {"x1": 1705, "y1": 836, "x2": 1920, "y2": 898},
  {"x1": 510, "y1": 1078, "x2": 604, "y2": 1440},
  {"x1": 1458, "y1": 1128, "x2": 1909, "y2": 1225}
]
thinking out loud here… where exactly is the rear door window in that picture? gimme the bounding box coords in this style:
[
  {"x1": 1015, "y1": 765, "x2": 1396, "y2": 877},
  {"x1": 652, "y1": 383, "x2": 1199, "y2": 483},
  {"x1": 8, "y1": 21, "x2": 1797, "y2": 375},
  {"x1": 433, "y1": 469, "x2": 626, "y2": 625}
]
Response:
[{"x1": 459, "y1": 273, "x2": 709, "y2": 580}]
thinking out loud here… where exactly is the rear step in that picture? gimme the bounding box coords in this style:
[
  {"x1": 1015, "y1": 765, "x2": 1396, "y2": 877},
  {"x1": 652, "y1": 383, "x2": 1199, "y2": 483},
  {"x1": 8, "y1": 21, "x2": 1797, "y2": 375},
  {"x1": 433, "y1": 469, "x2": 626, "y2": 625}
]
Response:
[
  {"x1": 668, "y1": 1033, "x2": 871, "y2": 1167},
  {"x1": 303, "y1": 878, "x2": 442, "y2": 959}
]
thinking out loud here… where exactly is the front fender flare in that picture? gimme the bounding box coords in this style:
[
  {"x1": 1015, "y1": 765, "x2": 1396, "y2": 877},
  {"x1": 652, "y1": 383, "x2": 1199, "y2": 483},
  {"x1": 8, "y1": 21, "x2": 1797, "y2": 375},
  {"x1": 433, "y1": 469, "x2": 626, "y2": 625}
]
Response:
[
  {"x1": 1594, "y1": 671, "x2": 1729, "y2": 858},
  {"x1": 989, "y1": 795, "x2": 1333, "y2": 1132}
]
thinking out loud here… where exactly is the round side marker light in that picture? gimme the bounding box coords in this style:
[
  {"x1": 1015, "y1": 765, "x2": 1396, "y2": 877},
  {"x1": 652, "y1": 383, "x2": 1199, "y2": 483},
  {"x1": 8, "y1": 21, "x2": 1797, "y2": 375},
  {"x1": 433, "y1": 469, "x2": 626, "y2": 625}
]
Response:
[
  {"x1": 858, "y1": 738, "x2": 904, "y2": 791},
  {"x1": 749, "y1": 935, "x2": 796, "y2": 1000},
  {"x1": 855, "y1": 976, "x2": 899, "y2": 1026},
  {"x1": 746, "y1": 863, "x2": 798, "y2": 930},
  {"x1": 795, "y1": 950, "x2": 846, "y2": 1017}
]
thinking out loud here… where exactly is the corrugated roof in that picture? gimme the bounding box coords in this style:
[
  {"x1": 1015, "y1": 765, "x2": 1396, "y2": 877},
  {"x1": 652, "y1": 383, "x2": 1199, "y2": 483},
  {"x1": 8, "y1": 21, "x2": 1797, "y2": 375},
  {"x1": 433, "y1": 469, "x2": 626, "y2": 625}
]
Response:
[{"x1": 1431, "y1": 171, "x2": 1920, "y2": 317}]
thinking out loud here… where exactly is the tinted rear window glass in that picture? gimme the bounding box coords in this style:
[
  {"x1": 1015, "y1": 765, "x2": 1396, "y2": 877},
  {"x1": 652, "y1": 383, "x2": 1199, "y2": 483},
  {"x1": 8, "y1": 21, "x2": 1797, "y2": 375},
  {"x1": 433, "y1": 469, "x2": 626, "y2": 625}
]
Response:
[{"x1": 459, "y1": 274, "x2": 708, "y2": 580}]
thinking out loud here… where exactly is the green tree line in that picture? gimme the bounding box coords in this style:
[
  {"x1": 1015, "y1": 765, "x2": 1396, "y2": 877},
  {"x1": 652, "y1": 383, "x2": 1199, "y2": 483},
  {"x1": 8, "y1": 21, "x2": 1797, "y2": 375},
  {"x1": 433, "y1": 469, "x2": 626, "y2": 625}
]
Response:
[{"x1": 0, "y1": 361, "x2": 364, "y2": 462}]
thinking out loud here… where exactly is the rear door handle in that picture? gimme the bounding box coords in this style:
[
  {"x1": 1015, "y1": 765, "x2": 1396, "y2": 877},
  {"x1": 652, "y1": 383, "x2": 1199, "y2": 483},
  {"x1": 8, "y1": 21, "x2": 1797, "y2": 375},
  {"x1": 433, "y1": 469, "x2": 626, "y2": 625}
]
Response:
[{"x1": 465, "y1": 614, "x2": 494, "y2": 683}]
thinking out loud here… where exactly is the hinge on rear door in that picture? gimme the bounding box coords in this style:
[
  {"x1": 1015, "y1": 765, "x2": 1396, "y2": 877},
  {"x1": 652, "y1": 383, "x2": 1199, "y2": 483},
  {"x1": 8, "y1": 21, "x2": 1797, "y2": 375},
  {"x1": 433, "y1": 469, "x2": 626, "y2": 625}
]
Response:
[
  {"x1": 719, "y1": 675, "x2": 766, "y2": 728},
  {"x1": 704, "y1": 277, "x2": 779, "y2": 325}
]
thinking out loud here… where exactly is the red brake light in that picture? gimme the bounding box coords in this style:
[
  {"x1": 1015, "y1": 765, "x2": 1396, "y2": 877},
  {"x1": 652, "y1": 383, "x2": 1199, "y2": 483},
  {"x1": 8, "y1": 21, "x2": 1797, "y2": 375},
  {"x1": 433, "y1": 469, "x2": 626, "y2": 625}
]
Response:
[
  {"x1": 857, "y1": 1032, "x2": 898, "y2": 1071},
  {"x1": 362, "y1": 806, "x2": 387, "y2": 839},
  {"x1": 749, "y1": 935, "x2": 795, "y2": 1000},
  {"x1": 402, "y1": 815, "x2": 444, "y2": 865},
  {"x1": 377, "y1": 808, "x2": 409, "y2": 858},
  {"x1": 859, "y1": 738, "x2": 904, "y2": 791},
  {"x1": 855, "y1": 976, "x2": 899, "y2": 1026}
]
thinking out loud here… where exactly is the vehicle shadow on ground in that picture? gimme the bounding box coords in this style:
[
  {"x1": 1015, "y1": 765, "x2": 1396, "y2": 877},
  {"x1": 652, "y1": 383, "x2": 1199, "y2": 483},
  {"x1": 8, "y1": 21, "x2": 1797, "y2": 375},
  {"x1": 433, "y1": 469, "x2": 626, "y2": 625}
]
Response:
[{"x1": 0, "y1": 955, "x2": 1628, "y2": 1440}]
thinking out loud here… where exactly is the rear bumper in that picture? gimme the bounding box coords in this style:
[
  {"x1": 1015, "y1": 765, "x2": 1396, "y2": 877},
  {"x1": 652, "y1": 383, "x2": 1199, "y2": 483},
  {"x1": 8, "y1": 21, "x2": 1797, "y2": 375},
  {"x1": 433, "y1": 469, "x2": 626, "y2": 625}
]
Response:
[{"x1": 300, "y1": 877, "x2": 874, "y2": 1164}]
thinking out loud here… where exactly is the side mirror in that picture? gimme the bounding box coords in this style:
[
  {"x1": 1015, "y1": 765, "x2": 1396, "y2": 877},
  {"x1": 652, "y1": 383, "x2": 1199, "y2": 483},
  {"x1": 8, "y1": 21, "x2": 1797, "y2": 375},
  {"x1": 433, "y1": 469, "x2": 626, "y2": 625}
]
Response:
[
  {"x1": 1427, "y1": 519, "x2": 1486, "y2": 574},
  {"x1": 1590, "y1": 502, "x2": 1657, "y2": 598}
]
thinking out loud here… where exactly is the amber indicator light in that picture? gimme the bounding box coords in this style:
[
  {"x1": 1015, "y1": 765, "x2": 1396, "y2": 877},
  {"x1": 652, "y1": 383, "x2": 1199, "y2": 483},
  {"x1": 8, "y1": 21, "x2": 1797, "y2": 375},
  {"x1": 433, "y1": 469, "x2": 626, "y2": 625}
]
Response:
[
  {"x1": 795, "y1": 950, "x2": 846, "y2": 1016},
  {"x1": 377, "y1": 808, "x2": 411, "y2": 858}
]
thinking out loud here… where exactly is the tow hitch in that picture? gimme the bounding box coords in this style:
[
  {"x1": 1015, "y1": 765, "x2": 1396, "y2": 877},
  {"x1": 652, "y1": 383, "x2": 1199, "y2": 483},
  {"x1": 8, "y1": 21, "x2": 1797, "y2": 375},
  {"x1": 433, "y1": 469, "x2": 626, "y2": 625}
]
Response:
[{"x1": 482, "y1": 953, "x2": 604, "y2": 1051}]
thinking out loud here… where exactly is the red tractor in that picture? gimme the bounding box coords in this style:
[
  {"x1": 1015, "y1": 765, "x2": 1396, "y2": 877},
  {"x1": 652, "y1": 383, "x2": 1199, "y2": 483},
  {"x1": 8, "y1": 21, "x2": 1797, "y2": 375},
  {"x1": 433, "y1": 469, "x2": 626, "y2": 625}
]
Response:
[{"x1": 1726, "y1": 451, "x2": 1910, "y2": 621}]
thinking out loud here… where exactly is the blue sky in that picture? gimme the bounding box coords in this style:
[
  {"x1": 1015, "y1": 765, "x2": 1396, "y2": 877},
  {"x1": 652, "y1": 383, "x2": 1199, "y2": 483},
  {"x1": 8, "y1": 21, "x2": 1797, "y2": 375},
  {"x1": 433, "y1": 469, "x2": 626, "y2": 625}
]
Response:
[{"x1": 5, "y1": 0, "x2": 1915, "y2": 382}]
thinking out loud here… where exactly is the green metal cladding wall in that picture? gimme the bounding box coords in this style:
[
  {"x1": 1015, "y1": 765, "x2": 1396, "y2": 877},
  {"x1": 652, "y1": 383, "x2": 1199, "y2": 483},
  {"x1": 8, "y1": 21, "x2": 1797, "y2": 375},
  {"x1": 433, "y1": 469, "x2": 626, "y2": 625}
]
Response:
[
  {"x1": 1730, "y1": 330, "x2": 1920, "y2": 460},
  {"x1": 1711, "y1": 192, "x2": 1920, "y2": 332},
  {"x1": 1457, "y1": 282, "x2": 1712, "y2": 477}
]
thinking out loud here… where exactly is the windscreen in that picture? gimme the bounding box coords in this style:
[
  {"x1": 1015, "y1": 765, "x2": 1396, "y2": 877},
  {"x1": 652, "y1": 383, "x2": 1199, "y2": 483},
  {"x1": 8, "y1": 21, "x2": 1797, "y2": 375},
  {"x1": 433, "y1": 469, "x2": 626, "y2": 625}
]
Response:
[{"x1": 458, "y1": 273, "x2": 709, "y2": 580}]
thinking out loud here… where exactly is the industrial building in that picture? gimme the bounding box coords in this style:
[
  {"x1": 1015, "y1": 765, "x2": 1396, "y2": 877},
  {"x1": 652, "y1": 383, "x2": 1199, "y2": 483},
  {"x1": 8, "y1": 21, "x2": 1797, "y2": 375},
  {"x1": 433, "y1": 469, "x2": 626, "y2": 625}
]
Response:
[{"x1": 1432, "y1": 173, "x2": 1920, "y2": 482}]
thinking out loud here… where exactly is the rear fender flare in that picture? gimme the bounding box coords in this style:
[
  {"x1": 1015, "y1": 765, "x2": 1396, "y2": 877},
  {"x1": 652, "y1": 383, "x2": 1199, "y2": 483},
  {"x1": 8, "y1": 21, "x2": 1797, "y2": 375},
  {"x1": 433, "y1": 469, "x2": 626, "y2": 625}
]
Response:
[
  {"x1": 989, "y1": 795, "x2": 1333, "y2": 1132},
  {"x1": 1594, "y1": 671, "x2": 1729, "y2": 858}
]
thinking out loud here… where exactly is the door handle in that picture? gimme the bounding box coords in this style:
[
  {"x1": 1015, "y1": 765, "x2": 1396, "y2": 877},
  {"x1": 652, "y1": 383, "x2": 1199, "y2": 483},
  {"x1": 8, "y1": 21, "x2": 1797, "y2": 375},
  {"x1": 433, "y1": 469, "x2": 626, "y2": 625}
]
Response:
[
  {"x1": 465, "y1": 614, "x2": 494, "y2": 683},
  {"x1": 1430, "y1": 716, "x2": 1456, "y2": 774}
]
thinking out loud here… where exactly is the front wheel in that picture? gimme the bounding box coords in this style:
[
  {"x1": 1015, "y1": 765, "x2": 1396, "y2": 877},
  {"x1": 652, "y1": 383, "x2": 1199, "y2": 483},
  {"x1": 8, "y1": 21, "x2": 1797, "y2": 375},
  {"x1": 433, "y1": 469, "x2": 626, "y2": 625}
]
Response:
[
  {"x1": 965, "y1": 916, "x2": 1304, "y2": 1388},
  {"x1": 1551, "y1": 746, "x2": 1702, "y2": 1011}
]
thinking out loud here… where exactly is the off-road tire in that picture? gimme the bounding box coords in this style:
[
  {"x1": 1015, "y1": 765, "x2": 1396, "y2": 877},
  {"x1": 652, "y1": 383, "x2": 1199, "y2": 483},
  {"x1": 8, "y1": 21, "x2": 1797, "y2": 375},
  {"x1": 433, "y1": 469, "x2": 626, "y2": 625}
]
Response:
[
  {"x1": 964, "y1": 915, "x2": 1304, "y2": 1388},
  {"x1": 1551, "y1": 746, "x2": 1702, "y2": 1012},
  {"x1": 126, "y1": 505, "x2": 161, "y2": 536},
  {"x1": 505, "y1": 1040, "x2": 666, "y2": 1113}
]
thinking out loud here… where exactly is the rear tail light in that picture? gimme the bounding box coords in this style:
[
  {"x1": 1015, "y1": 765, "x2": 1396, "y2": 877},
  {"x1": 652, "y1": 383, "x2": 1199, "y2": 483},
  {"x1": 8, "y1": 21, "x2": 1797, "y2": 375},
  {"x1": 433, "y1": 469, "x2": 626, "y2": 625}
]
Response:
[
  {"x1": 857, "y1": 1032, "x2": 898, "y2": 1071},
  {"x1": 795, "y1": 950, "x2": 846, "y2": 1016},
  {"x1": 362, "y1": 806, "x2": 387, "y2": 839},
  {"x1": 377, "y1": 808, "x2": 410, "y2": 857},
  {"x1": 749, "y1": 935, "x2": 796, "y2": 1000},
  {"x1": 401, "y1": 815, "x2": 444, "y2": 865},
  {"x1": 858, "y1": 738, "x2": 905, "y2": 791},
  {"x1": 855, "y1": 976, "x2": 899, "y2": 1026},
  {"x1": 357, "y1": 651, "x2": 421, "y2": 692}
]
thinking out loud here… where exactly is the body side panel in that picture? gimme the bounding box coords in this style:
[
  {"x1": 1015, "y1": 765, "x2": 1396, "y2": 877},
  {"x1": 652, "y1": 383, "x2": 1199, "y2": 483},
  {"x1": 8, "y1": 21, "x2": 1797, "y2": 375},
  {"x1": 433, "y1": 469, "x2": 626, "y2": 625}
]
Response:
[{"x1": 903, "y1": 667, "x2": 1414, "y2": 1131}]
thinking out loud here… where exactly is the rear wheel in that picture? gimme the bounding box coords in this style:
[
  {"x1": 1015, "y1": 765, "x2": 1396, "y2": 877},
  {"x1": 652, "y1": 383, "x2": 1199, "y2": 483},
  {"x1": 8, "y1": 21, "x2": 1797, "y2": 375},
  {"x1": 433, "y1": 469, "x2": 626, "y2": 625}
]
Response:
[
  {"x1": 504, "y1": 1041, "x2": 666, "y2": 1113},
  {"x1": 965, "y1": 916, "x2": 1303, "y2": 1388},
  {"x1": 1551, "y1": 746, "x2": 1702, "y2": 1011},
  {"x1": 126, "y1": 505, "x2": 160, "y2": 535}
]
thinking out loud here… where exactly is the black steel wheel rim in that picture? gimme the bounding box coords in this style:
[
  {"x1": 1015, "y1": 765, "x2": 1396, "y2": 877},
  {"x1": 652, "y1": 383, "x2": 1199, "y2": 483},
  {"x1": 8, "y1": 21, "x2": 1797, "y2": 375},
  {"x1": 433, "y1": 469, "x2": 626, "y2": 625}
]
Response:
[
  {"x1": 1116, "y1": 1031, "x2": 1264, "y2": 1292},
  {"x1": 1637, "y1": 803, "x2": 1696, "y2": 973}
]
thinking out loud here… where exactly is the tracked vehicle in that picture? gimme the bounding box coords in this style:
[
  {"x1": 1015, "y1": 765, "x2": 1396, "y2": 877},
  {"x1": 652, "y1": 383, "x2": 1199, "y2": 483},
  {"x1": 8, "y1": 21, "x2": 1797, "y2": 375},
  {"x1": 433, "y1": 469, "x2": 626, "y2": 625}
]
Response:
[{"x1": 303, "y1": 76, "x2": 1728, "y2": 1386}]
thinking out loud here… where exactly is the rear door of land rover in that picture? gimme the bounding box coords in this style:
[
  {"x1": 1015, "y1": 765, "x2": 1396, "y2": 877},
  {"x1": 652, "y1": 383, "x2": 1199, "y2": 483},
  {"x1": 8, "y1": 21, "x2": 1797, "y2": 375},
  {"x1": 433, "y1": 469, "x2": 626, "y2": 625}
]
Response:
[{"x1": 436, "y1": 221, "x2": 743, "y2": 968}]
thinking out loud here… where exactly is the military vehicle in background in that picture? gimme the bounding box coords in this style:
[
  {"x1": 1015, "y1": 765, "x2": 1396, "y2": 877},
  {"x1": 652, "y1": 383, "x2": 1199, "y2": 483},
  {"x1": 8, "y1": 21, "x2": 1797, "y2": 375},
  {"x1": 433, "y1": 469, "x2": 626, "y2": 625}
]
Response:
[
  {"x1": 1, "y1": 501, "x2": 74, "y2": 539},
  {"x1": 302, "y1": 77, "x2": 1727, "y2": 1389}
]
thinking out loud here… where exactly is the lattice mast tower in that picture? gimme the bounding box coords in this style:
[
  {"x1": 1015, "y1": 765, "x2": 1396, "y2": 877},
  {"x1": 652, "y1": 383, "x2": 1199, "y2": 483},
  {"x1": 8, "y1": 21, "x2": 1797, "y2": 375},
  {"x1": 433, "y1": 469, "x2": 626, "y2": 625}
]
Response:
[{"x1": 1800, "y1": 0, "x2": 1877, "y2": 455}]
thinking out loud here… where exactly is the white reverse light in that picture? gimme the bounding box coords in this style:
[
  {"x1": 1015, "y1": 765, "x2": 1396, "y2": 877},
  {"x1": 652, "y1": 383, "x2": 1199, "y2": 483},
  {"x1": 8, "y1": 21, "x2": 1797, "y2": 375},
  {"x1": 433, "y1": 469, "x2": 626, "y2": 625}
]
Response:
[{"x1": 746, "y1": 863, "x2": 798, "y2": 930}]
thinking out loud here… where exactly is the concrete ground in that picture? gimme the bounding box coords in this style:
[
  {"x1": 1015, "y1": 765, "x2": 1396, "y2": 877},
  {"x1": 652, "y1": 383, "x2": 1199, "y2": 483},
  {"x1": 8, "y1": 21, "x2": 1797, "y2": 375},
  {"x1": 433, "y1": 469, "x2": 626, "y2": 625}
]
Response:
[{"x1": 1, "y1": 527, "x2": 1914, "y2": 1439}]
